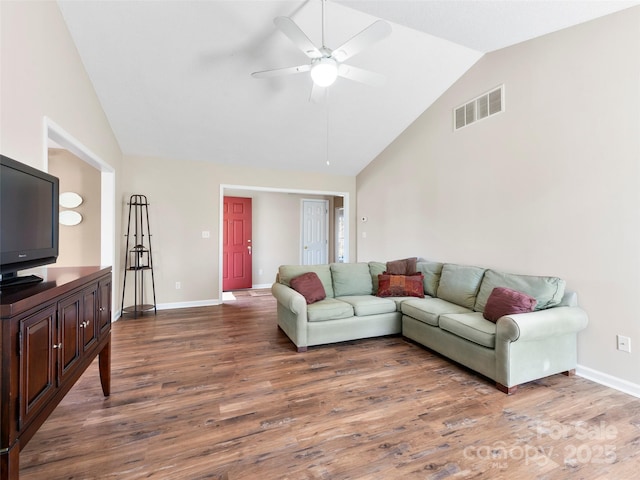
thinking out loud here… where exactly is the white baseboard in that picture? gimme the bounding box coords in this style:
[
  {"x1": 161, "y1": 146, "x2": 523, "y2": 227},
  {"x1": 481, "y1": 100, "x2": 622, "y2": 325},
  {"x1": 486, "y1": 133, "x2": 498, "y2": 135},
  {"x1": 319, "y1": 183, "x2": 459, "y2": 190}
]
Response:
[
  {"x1": 252, "y1": 283, "x2": 272, "y2": 289},
  {"x1": 576, "y1": 364, "x2": 640, "y2": 398},
  {"x1": 156, "y1": 299, "x2": 222, "y2": 310},
  {"x1": 112, "y1": 299, "x2": 221, "y2": 320}
]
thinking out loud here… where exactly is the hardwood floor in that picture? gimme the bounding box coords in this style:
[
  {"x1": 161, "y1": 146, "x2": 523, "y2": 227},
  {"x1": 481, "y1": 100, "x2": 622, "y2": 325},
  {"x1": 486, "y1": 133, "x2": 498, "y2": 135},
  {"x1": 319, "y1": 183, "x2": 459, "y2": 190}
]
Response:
[{"x1": 19, "y1": 291, "x2": 640, "y2": 479}]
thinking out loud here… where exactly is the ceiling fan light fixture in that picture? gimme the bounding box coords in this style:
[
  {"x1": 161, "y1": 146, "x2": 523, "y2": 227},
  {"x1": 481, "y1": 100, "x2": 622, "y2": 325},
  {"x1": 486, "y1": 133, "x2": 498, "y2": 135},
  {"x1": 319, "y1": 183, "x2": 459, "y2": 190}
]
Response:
[{"x1": 311, "y1": 58, "x2": 338, "y2": 87}]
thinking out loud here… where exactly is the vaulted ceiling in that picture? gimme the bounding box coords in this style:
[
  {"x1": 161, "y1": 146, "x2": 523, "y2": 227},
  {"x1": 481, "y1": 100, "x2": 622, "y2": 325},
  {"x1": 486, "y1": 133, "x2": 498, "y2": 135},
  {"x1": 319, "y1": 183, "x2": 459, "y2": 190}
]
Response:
[{"x1": 57, "y1": 1, "x2": 637, "y2": 176}]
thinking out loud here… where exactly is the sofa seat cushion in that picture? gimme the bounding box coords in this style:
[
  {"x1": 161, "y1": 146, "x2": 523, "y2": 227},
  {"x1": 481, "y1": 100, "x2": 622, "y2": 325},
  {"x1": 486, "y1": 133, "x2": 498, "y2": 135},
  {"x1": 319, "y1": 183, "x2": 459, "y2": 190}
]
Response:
[
  {"x1": 336, "y1": 295, "x2": 397, "y2": 316},
  {"x1": 401, "y1": 298, "x2": 472, "y2": 327},
  {"x1": 439, "y1": 312, "x2": 496, "y2": 349},
  {"x1": 388, "y1": 297, "x2": 418, "y2": 311},
  {"x1": 307, "y1": 298, "x2": 354, "y2": 322}
]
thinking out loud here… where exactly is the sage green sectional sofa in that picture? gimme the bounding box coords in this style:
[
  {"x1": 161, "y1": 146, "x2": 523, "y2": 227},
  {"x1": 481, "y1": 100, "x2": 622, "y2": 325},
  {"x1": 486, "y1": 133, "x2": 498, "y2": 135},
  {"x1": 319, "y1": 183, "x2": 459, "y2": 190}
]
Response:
[{"x1": 271, "y1": 261, "x2": 589, "y2": 393}]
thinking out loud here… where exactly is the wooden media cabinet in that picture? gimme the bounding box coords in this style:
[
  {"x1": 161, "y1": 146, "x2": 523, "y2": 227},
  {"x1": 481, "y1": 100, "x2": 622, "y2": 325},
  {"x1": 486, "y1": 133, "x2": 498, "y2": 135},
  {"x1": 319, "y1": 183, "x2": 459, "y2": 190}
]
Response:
[{"x1": 0, "y1": 266, "x2": 112, "y2": 480}]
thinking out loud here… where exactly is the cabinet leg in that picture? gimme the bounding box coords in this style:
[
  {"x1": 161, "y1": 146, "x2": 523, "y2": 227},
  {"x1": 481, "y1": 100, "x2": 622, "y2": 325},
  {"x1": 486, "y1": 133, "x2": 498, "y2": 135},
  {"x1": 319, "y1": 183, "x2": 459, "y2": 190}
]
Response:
[
  {"x1": 0, "y1": 441, "x2": 20, "y2": 480},
  {"x1": 98, "y1": 339, "x2": 111, "y2": 396}
]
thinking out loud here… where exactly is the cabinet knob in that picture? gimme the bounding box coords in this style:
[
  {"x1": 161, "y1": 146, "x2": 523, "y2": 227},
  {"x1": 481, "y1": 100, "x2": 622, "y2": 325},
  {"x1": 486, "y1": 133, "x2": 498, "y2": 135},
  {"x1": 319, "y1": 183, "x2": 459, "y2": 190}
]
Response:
[{"x1": 52, "y1": 343, "x2": 62, "y2": 349}]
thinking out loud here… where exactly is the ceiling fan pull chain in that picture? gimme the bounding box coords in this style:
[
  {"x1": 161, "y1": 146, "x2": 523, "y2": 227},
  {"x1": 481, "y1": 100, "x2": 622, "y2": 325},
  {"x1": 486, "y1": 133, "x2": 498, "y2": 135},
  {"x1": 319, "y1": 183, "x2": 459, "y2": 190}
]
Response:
[
  {"x1": 321, "y1": 0, "x2": 326, "y2": 49},
  {"x1": 326, "y1": 89, "x2": 330, "y2": 166}
]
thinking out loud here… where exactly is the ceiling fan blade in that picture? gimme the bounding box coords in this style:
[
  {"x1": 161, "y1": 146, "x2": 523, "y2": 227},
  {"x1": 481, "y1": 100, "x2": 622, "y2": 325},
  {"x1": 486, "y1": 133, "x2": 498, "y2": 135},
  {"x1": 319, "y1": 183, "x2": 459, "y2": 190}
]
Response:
[
  {"x1": 274, "y1": 16, "x2": 323, "y2": 59},
  {"x1": 309, "y1": 82, "x2": 327, "y2": 103},
  {"x1": 337, "y1": 64, "x2": 386, "y2": 87},
  {"x1": 252, "y1": 64, "x2": 311, "y2": 78},
  {"x1": 331, "y1": 20, "x2": 391, "y2": 63}
]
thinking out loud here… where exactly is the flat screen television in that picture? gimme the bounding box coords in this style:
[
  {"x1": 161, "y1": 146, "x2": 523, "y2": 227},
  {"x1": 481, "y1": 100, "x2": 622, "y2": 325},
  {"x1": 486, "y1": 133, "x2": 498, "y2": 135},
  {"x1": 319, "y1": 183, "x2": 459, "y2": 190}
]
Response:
[{"x1": 0, "y1": 154, "x2": 59, "y2": 288}]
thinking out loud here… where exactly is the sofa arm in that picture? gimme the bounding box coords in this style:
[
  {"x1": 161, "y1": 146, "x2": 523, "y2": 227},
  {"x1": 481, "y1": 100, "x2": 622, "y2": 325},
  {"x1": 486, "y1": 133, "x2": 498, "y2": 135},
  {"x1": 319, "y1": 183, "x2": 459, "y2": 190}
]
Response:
[
  {"x1": 497, "y1": 306, "x2": 589, "y2": 343},
  {"x1": 272, "y1": 282, "x2": 310, "y2": 350},
  {"x1": 272, "y1": 282, "x2": 307, "y2": 316}
]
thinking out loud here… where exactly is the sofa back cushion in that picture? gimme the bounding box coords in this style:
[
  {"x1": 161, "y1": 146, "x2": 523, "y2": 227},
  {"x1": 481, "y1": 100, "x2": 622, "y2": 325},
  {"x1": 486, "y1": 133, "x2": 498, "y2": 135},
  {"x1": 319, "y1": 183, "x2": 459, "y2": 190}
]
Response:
[
  {"x1": 278, "y1": 264, "x2": 334, "y2": 298},
  {"x1": 474, "y1": 269, "x2": 566, "y2": 312},
  {"x1": 416, "y1": 260, "x2": 443, "y2": 297},
  {"x1": 436, "y1": 264, "x2": 486, "y2": 309},
  {"x1": 331, "y1": 262, "x2": 373, "y2": 296},
  {"x1": 369, "y1": 261, "x2": 386, "y2": 292}
]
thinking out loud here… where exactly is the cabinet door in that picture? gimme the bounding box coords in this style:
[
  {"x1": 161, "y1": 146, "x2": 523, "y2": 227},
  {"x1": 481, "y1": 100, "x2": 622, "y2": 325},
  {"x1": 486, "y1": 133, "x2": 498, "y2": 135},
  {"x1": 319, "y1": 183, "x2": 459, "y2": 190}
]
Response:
[
  {"x1": 19, "y1": 303, "x2": 57, "y2": 430},
  {"x1": 81, "y1": 286, "x2": 98, "y2": 352},
  {"x1": 98, "y1": 276, "x2": 112, "y2": 335},
  {"x1": 58, "y1": 293, "x2": 82, "y2": 383}
]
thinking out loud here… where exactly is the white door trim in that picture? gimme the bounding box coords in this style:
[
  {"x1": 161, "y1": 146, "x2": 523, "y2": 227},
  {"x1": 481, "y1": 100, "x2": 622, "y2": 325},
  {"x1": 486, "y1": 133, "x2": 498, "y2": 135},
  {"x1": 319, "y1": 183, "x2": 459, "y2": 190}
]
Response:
[{"x1": 44, "y1": 117, "x2": 117, "y2": 314}]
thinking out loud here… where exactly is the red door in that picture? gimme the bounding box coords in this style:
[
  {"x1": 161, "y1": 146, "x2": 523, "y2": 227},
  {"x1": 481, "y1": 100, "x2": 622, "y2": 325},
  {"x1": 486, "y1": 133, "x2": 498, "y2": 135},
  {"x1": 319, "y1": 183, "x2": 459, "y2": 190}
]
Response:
[{"x1": 223, "y1": 196, "x2": 252, "y2": 291}]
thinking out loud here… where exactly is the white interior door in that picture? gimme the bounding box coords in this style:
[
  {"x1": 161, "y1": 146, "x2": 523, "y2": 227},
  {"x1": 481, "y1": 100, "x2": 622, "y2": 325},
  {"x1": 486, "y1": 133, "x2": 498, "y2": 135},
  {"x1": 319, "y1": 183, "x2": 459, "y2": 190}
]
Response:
[{"x1": 301, "y1": 199, "x2": 328, "y2": 265}]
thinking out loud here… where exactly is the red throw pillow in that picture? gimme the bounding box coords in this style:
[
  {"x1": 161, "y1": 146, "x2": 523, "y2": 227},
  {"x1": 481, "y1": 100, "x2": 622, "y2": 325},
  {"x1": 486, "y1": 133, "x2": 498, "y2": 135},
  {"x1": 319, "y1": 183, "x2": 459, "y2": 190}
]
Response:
[
  {"x1": 386, "y1": 257, "x2": 418, "y2": 275},
  {"x1": 377, "y1": 273, "x2": 424, "y2": 298},
  {"x1": 483, "y1": 287, "x2": 537, "y2": 322},
  {"x1": 290, "y1": 272, "x2": 326, "y2": 304}
]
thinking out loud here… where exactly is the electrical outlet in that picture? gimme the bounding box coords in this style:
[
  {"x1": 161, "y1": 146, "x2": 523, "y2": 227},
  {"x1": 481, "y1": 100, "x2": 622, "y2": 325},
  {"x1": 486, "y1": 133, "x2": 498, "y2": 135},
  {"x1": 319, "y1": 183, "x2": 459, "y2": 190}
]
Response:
[
  {"x1": 175, "y1": 282, "x2": 181, "y2": 290},
  {"x1": 616, "y1": 335, "x2": 631, "y2": 353},
  {"x1": 202, "y1": 231, "x2": 210, "y2": 239}
]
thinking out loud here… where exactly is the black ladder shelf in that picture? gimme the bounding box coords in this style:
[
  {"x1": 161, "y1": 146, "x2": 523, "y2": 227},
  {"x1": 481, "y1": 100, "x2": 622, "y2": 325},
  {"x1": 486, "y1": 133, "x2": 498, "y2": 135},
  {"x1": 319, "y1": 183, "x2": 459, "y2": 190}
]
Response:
[{"x1": 121, "y1": 194, "x2": 157, "y2": 317}]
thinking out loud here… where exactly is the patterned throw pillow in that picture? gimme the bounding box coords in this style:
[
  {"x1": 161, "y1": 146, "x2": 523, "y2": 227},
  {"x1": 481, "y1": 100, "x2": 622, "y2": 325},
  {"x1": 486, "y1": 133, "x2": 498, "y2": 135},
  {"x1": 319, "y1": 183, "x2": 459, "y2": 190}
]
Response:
[
  {"x1": 483, "y1": 287, "x2": 537, "y2": 322},
  {"x1": 290, "y1": 272, "x2": 326, "y2": 304},
  {"x1": 377, "y1": 273, "x2": 425, "y2": 298}
]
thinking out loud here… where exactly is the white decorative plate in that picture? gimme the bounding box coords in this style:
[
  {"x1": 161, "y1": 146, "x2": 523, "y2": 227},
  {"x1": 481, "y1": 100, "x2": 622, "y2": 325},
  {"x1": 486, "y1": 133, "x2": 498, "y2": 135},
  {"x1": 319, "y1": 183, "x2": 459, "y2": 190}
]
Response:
[
  {"x1": 59, "y1": 210, "x2": 83, "y2": 226},
  {"x1": 59, "y1": 192, "x2": 83, "y2": 208}
]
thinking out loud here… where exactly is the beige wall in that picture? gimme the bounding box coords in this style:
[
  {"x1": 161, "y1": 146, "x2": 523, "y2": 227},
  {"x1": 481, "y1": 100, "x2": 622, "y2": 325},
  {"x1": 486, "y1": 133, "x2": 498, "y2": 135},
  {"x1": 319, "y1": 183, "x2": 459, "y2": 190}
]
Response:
[
  {"x1": 121, "y1": 156, "x2": 356, "y2": 305},
  {"x1": 1, "y1": 2, "x2": 123, "y2": 299},
  {"x1": 49, "y1": 148, "x2": 101, "y2": 267},
  {"x1": 357, "y1": 8, "x2": 640, "y2": 389}
]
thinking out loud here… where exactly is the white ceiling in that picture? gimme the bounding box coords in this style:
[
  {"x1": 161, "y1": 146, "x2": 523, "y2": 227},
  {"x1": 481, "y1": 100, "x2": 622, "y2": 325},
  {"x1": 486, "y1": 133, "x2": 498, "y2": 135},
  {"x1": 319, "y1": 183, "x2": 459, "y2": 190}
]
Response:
[{"x1": 57, "y1": 0, "x2": 638, "y2": 176}]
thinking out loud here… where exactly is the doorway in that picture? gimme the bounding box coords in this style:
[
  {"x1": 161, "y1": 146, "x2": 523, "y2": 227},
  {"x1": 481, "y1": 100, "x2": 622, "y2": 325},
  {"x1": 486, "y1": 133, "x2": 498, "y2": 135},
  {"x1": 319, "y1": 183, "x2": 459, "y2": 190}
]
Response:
[
  {"x1": 301, "y1": 199, "x2": 328, "y2": 265},
  {"x1": 45, "y1": 118, "x2": 115, "y2": 270},
  {"x1": 219, "y1": 185, "x2": 351, "y2": 302},
  {"x1": 222, "y1": 196, "x2": 252, "y2": 291}
]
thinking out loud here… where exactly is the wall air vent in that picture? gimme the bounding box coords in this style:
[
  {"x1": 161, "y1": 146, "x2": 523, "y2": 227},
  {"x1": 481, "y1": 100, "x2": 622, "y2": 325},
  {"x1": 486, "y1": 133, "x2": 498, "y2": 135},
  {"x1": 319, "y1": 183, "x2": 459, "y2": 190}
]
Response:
[{"x1": 454, "y1": 85, "x2": 504, "y2": 131}]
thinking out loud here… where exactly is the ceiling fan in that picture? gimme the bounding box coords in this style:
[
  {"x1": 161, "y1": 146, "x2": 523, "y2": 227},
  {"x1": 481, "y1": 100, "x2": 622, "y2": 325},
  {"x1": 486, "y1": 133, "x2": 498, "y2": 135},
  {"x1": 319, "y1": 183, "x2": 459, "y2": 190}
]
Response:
[{"x1": 251, "y1": 0, "x2": 391, "y2": 102}]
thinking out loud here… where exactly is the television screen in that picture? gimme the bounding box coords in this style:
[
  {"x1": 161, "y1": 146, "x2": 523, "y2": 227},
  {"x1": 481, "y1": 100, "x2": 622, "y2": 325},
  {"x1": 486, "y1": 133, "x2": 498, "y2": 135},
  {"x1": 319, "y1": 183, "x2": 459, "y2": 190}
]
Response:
[{"x1": 0, "y1": 155, "x2": 59, "y2": 287}]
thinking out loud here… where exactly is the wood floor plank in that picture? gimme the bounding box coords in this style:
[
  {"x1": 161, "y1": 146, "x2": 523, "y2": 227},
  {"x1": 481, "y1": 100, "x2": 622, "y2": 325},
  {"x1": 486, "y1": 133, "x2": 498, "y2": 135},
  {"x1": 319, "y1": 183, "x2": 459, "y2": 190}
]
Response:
[{"x1": 18, "y1": 291, "x2": 640, "y2": 479}]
